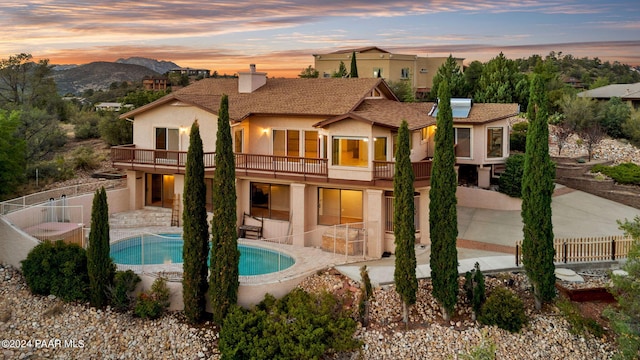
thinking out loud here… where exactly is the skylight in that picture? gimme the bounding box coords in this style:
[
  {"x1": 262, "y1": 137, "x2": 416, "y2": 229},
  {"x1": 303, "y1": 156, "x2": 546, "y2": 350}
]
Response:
[{"x1": 431, "y1": 98, "x2": 472, "y2": 118}]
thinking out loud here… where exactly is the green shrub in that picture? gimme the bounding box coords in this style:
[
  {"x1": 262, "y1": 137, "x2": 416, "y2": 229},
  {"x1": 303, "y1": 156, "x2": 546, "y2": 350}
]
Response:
[
  {"x1": 510, "y1": 121, "x2": 528, "y2": 152},
  {"x1": 109, "y1": 270, "x2": 141, "y2": 312},
  {"x1": 591, "y1": 163, "x2": 640, "y2": 185},
  {"x1": 219, "y1": 288, "x2": 361, "y2": 360},
  {"x1": 498, "y1": 154, "x2": 525, "y2": 198},
  {"x1": 99, "y1": 117, "x2": 133, "y2": 146},
  {"x1": 72, "y1": 146, "x2": 102, "y2": 171},
  {"x1": 556, "y1": 297, "x2": 604, "y2": 338},
  {"x1": 134, "y1": 277, "x2": 170, "y2": 319},
  {"x1": 464, "y1": 262, "x2": 486, "y2": 318},
  {"x1": 73, "y1": 112, "x2": 102, "y2": 139},
  {"x1": 478, "y1": 287, "x2": 527, "y2": 333},
  {"x1": 460, "y1": 330, "x2": 496, "y2": 360},
  {"x1": 21, "y1": 241, "x2": 89, "y2": 302}
]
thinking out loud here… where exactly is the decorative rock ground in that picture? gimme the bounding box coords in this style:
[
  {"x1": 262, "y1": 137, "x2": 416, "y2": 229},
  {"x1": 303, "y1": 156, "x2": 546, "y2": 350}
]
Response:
[{"x1": 0, "y1": 264, "x2": 620, "y2": 359}]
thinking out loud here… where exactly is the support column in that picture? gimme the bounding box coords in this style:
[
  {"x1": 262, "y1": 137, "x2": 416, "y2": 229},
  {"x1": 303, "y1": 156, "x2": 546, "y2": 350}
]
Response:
[
  {"x1": 290, "y1": 183, "x2": 306, "y2": 247},
  {"x1": 419, "y1": 187, "x2": 430, "y2": 245},
  {"x1": 126, "y1": 170, "x2": 144, "y2": 210},
  {"x1": 478, "y1": 166, "x2": 491, "y2": 189},
  {"x1": 366, "y1": 189, "x2": 384, "y2": 258}
]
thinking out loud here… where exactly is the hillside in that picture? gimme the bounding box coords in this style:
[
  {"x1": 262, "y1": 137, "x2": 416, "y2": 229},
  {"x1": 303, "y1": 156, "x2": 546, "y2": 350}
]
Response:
[
  {"x1": 115, "y1": 57, "x2": 178, "y2": 74},
  {"x1": 51, "y1": 61, "x2": 161, "y2": 95}
]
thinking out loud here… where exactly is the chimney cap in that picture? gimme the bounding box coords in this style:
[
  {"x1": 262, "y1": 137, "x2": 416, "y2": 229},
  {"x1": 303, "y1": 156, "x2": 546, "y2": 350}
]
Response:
[{"x1": 250, "y1": 64, "x2": 256, "y2": 73}]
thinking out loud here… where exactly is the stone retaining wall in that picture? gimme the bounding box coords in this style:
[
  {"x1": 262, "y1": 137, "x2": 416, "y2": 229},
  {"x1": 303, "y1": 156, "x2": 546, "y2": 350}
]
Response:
[{"x1": 552, "y1": 156, "x2": 640, "y2": 209}]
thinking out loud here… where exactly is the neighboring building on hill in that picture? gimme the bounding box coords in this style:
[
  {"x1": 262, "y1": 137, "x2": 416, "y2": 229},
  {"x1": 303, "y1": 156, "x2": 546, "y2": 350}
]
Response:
[
  {"x1": 115, "y1": 65, "x2": 517, "y2": 256},
  {"x1": 577, "y1": 82, "x2": 640, "y2": 108},
  {"x1": 142, "y1": 76, "x2": 168, "y2": 91},
  {"x1": 313, "y1": 46, "x2": 463, "y2": 99}
]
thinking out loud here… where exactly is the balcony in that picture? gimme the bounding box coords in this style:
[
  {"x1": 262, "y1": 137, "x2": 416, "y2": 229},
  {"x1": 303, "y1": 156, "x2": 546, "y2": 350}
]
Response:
[
  {"x1": 111, "y1": 145, "x2": 328, "y2": 178},
  {"x1": 111, "y1": 146, "x2": 431, "y2": 183}
]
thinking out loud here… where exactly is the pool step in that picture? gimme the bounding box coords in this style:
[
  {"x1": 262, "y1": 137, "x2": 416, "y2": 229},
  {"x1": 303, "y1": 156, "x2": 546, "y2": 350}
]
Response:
[{"x1": 110, "y1": 207, "x2": 173, "y2": 228}]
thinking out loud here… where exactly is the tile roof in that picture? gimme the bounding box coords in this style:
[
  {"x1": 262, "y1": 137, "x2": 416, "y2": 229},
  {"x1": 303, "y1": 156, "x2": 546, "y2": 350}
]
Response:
[
  {"x1": 314, "y1": 101, "x2": 520, "y2": 130},
  {"x1": 120, "y1": 77, "x2": 395, "y2": 122}
]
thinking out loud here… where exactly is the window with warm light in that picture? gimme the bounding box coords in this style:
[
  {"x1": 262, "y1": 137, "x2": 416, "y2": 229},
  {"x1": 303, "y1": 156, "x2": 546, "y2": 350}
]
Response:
[
  {"x1": 487, "y1": 127, "x2": 503, "y2": 158},
  {"x1": 250, "y1": 182, "x2": 290, "y2": 220},
  {"x1": 273, "y1": 129, "x2": 300, "y2": 157},
  {"x1": 234, "y1": 128, "x2": 243, "y2": 153},
  {"x1": 374, "y1": 137, "x2": 387, "y2": 161},
  {"x1": 318, "y1": 188, "x2": 363, "y2": 225},
  {"x1": 332, "y1": 137, "x2": 368, "y2": 167}
]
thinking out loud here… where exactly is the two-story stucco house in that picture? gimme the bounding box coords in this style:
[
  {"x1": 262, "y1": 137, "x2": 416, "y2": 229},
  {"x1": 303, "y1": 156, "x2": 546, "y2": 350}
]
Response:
[{"x1": 114, "y1": 65, "x2": 519, "y2": 257}]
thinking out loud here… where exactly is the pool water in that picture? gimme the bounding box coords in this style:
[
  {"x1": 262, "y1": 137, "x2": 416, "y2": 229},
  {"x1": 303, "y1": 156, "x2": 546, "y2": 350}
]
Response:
[{"x1": 110, "y1": 233, "x2": 295, "y2": 276}]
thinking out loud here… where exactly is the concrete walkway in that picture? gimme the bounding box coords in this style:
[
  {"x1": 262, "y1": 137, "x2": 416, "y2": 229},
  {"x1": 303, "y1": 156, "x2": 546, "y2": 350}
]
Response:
[{"x1": 336, "y1": 185, "x2": 640, "y2": 286}]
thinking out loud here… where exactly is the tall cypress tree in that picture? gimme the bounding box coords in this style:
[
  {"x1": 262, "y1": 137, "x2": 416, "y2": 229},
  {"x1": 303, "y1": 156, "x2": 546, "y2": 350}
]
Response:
[
  {"x1": 350, "y1": 51, "x2": 358, "y2": 78},
  {"x1": 522, "y1": 74, "x2": 556, "y2": 310},
  {"x1": 429, "y1": 80, "x2": 459, "y2": 321},
  {"x1": 87, "y1": 186, "x2": 115, "y2": 308},
  {"x1": 393, "y1": 120, "x2": 417, "y2": 325},
  {"x1": 209, "y1": 94, "x2": 239, "y2": 324},
  {"x1": 182, "y1": 119, "x2": 210, "y2": 323}
]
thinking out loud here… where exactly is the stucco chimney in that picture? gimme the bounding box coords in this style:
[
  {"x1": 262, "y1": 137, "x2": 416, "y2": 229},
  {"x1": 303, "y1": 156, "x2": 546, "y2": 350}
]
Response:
[{"x1": 239, "y1": 64, "x2": 266, "y2": 93}]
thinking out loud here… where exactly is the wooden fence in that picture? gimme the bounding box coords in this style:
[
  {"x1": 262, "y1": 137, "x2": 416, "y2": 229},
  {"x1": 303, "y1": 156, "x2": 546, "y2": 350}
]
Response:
[{"x1": 515, "y1": 235, "x2": 635, "y2": 266}]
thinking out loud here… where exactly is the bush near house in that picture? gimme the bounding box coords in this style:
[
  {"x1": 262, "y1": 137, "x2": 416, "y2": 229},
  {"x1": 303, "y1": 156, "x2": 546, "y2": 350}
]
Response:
[
  {"x1": 21, "y1": 241, "x2": 89, "y2": 302},
  {"x1": 134, "y1": 277, "x2": 170, "y2": 319},
  {"x1": 498, "y1": 154, "x2": 525, "y2": 198},
  {"x1": 591, "y1": 163, "x2": 640, "y2": 185},
  {"x1": 109, "y1": 270, "x2": 141, "y2": 312}
]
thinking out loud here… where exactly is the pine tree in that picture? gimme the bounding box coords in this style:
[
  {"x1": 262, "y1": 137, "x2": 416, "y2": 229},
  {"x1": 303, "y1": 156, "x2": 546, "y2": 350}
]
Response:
[
  {"x1": 87, "y1": 186, "x2": 115, "y2": 308},
  {"x1": 393, "y1": 120, "x2": 417, "y2": 325},
  {"x1": 429, "y1": 80, "x2": 459, "y2": 321},
  {"x1": 209, "y1": 94, "x2": 239, "y2": 324},
  {"x1": 182, "y1": 119, "x2": 210, "y2": 323},
  {"x1": 522, "y1": 74, "x2": 556, "y2": 310},
  {"x1": 350, "y1": 51, "x2": 358, "y2": 78}
]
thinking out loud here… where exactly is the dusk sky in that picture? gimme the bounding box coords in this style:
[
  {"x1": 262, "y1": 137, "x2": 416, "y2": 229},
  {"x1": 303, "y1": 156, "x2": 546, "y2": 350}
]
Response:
[{"x1": 2, "y1": 0, "x2": 639, "y2": 77}]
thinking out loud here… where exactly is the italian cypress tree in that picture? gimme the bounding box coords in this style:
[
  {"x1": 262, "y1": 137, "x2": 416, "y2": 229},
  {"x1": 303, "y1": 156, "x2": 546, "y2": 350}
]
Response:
[
  {"x1": 521, "y1": 74, "x2": 556, "y2": 310},
  {"x1": 429, "y1": 80, "x2": 459, "y2": 321},
  {"x1": 182, "y1": 119, "x2": 210, "y2": 323},
  {"x1": 350, "y1": 51, "x2": 358, "y2": 78},
  {"x1": 209, "y1": 94, "x2": 240, "y2": 324},
  {"x1": 393, "y1": 120, "x2": 417, "y2": 325},
  {"x1": 87, "y1": 186, "x2": 115, "y2": 308}
]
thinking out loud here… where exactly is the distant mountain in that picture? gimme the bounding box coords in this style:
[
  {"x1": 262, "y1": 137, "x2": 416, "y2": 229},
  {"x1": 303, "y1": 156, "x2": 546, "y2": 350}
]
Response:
[
  {"x1": 51, "y1": 61, "x2": 161, "y2": 95},
  {"x1": 116, "y1": 57, "x2": 179, "y2": 74}
]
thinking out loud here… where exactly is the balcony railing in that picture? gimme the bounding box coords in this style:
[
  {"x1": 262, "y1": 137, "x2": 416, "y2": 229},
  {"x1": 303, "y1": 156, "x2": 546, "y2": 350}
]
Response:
[
  {"x1": 373, "y1": 160, "x2": 432, "y2": 180},
  {"x1": 111, "y1": 146, "x2": 328, "y2": 177},
  {"x1": 112, "y1": 146, "x2": 431, "y2": 181}
]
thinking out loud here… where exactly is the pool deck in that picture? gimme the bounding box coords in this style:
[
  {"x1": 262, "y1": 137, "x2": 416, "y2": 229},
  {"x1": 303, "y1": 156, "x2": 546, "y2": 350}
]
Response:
[{"x1": 109, "y1": 226, "x2": 367, "y2": 285}]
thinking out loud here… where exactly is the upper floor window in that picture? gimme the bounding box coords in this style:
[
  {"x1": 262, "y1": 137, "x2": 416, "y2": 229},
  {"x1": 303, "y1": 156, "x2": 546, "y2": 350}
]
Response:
[
  {"x1": 234, "y1": 128, "x2": 244, "y2": 153},
  {"x1": 373, "y1": 68, "x2": 383, "y2": 78},
  {"x1": 401, "y1": 68, "x2": 410, "y2": 79},
  {"x1": 332, "y1": 137, "x2": 368, "y2": 167},
  {"x1": 374, "y1": 137, "x2": 387, "y2": 161},
  {"x1": 487, "y1": 127, "x2": 503, "y2": 158},
  {"x1": 155, "y1": 128, "x2": 179, "y2": 150},
  {"x1": 454, "y1": 127, "x2": 471, "y2": 158},
  {"x1": 273, "y1": 129, "x2": 300, "y2": 157}
]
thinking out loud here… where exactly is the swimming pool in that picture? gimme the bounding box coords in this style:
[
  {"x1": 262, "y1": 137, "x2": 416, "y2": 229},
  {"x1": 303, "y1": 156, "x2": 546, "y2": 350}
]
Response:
[{"x1": 110, "y1": 233, "x2": 295, "y2": 276}]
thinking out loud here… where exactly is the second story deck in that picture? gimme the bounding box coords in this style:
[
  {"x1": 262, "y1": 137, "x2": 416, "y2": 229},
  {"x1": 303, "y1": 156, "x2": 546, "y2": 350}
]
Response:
[{"x1": 111, "y1": 145, "x2": 432, "y2": 185}]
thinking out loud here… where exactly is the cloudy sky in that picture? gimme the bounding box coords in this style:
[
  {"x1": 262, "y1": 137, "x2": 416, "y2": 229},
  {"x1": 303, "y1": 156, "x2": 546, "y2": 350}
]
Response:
[{"x1": 2, "y1": 0, "x2": 639, "y2": 77}]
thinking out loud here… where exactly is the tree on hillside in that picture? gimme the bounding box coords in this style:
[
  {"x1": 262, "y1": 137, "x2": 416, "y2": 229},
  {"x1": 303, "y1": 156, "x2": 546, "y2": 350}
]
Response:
[
  {"x1": 430, "y1": 55, "x2": 468, "y2": 100},
  {"x1": 0, "y1": 53, "x2": 58, "y2": 110},
  {"x1": 521, "y1": 74, "x2": 556, "y2": 310},
  {"x1": 429, "y1": 80, "x2": 459, "y2": 321},
  {"x1": 548, "y1": 113, "x2": 573, "y2": 156},
  {"x1": 350, "y1": 52, "x2": 358, "y2": 78},
  {"x1": 182, "y1": 120, "x2": 210, "y2": 323},
  {"x1": 388, "y1": 79, "x2": 415, "y2": 102},
  {"x1": 298, "y1": 65, "x2": 319, "y2": 78},
  {"x1": 601, "y1": 97, "x2": 631, "y2": 139},
  {"x1": 559, "y1": 94, "x2": 604, "y2": 161},
  {"x1": 393, "y1": 120, "x2": 417, "y2": 325},
  {"x1": 332, "y1": 61, "x2": 348, "y2": 78},
  {"x1": 209, "y1": 94, "x2": 239, "y2": 325},
  {"x1": 463, "y1": 60, "x2": 483, "y2": 97},
  {"x1": 475, "y1": 53, "x2": 529, "y2": 109},
  {"x1": 87, "y1": 186, "x2": 115, "y2": 308},
  {"x1": 0, "y1": 110, "x2": 26, "y2": 200}
]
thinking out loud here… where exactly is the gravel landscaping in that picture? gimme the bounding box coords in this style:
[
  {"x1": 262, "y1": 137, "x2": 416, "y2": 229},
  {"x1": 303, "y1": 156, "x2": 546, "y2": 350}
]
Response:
[{"x1": 1, "y1": 263, "x2": 620, "y2": 359}]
